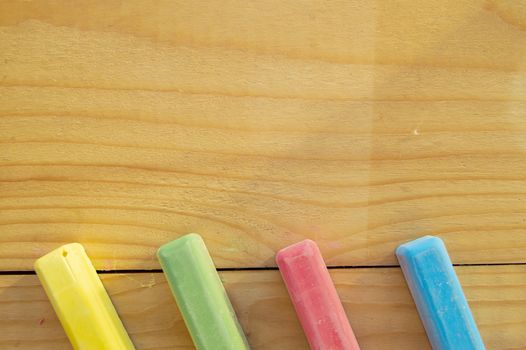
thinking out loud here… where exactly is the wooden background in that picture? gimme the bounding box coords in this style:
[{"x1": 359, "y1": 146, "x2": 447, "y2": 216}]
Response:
[{"x1": 1, "y1": 0, "x2": 525, "y2": 348}]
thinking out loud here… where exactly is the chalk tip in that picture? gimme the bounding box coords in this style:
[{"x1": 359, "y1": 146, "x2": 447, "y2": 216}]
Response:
[
  {"x1": 276, "y1": 239, "x2": 319, "y2": 266},
  {"x1": 34, "y1": 243, "x2": 85, "y2": 270},
  {"x1": 157, "y1": 233, "x2": 203, "y2": 260},
  {"x1": 396, "y1": 235, "x2": 445, "y2": 260}
]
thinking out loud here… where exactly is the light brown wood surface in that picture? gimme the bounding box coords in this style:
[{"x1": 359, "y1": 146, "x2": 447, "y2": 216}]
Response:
[
  {"x1": 0, "y1": 0, "x2": 526, "y2": 269},
  {"x1": 1, "y1": 1, "x2": 526, "y2": 349},
  {"x1": 2, "y1": 266, "x2": 525, "y2": 350}
]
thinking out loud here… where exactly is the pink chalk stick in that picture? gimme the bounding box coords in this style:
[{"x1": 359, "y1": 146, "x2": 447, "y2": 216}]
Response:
[{"x1": 276, "y1": 240, "x2": 360, "y2": 350}]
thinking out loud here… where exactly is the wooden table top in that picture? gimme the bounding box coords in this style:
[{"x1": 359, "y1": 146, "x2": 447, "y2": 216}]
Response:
[{"x1": 1, "y1": 0, "x2": 525, "y2": 348}]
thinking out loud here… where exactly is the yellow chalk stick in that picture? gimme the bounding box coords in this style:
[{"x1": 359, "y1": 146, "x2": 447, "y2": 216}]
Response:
[{"x1": 35, "y1": 243, "x2": 135, "y2": 350}]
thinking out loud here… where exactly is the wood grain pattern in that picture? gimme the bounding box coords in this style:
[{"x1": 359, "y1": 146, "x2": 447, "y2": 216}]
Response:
[
  {"x1": 1, "y1": 1, "x2": 525, "y2": 348},
  {"x1": 1, "y1": 266, "x2": 525, "y2": 350},
  {"x1": 1, "y1": 0, "x2": 526, "y2": 269}
]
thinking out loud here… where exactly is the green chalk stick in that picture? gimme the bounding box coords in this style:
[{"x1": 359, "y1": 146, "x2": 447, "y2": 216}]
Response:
[{"x1": 157, "y1": 233, "x2": 250, "y2": 350}]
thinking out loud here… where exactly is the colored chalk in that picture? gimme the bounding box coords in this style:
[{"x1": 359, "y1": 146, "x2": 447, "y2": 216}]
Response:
[
  {"x1": 396, "y1": 236, "x2": 485, "y2": 350},
  {"x1": 34, "y1": 243, "x2": 135, "y2": 350},
  {"x1": 157, "y1": 233, "x2": 250, "y2": 350},
  {"x1": 276, "y1": 239, "x2": 360, "y2": 350}
]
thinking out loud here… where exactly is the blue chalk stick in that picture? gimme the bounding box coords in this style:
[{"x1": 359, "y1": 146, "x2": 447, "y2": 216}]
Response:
[{"x1": 396, "y1": 236, "x2": 485, "y2": 350}]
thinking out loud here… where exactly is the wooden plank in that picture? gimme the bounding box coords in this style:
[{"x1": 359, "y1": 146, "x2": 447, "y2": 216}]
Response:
[
  {"x1": 1, "y1": 1, "x2": 526, "y2": 269},
  {"x1": 1, "y1": 266, "x2": 525, "y2": 349},
  {"x1": 1, "y1": 0, "x2": 526, "y2": 70}
]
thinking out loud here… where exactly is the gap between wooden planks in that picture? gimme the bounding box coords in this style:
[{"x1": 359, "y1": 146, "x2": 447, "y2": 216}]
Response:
[{"x1": 1, "y1": 265, "x2": 525, "y2": 350}]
